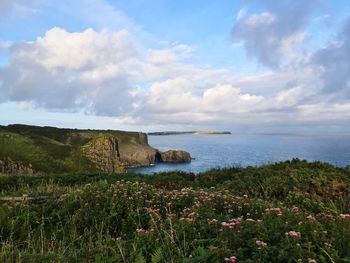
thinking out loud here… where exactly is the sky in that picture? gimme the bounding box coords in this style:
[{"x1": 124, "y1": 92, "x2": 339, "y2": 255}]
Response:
[{"x1": 0, "y1": 0, "x2": 350, "y2": 134}]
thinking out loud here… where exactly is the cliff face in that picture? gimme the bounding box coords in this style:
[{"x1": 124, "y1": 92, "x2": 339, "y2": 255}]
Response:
[
  {"x1": 83, "y1": 135, "x2": 125, "y2": 173},
  {"x1": 0, "y1": 124, "x2": 191, "y2": 175}
]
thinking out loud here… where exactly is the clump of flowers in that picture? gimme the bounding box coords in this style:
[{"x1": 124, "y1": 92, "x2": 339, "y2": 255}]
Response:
[
  {"x1": 207, "y1": 218, "x2": 218, "y2": 225},
  {"x1": 265, "y1": 207, "x2": 282, "y2": 216},
  {"x1": 291, "y1": 206, "x2": 300, "y2": 213},
  {"x1": 246, "y1": 218, "x2": 255, "y2": 223},
  {"x1": 224, "y1": 256, "x2": 237, "y2": 263},
  {"x1": 340, "y1": 214, "x2": 350, "y2": 220},
  {"x1": 255, "y1": 240, "x2": 268, "y2": 249},
  {"x1": 285, "y1": 231, "x2": 301, "y2": 239},
  {"x1": 307, "y1": 215, "x2": 316, "y2": 222},
  {"x1": 221, "y1": 221, "x2": 236, "y2": 229},
  {"x1": 180, "y1": 211, "x2": 197, "y2": 223},
  {"x1": 135, "y1": 228, "x2": 149, "y2": 236},
  {"x1": 221, "y1": 217, "x2": 243, "y2": 229}
]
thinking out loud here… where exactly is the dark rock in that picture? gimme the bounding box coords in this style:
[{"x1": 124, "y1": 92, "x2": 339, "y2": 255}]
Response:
[{"x1": 160, "y1": 150, "x2": 191, "y2": 163}]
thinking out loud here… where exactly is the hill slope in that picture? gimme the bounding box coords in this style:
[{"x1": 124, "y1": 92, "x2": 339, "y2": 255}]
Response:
[{"x1": 0, "y1": 124, "x2": 190, "y2": 174}]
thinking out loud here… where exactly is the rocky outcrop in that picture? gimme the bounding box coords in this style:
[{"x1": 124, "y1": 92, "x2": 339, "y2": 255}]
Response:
[
  {"x1": 82, "y1": 134, "x2": 191, "y2": 169},
  {"x1": 119, "y1": 148, "x2": 158, "y2": 167},
  {"x1": 83, "y1": 134, "x2": 125, "y2": 173},
  {"x1": 160, "y1": 150, "x2": 191, "y2": 163},
  {"x1": 0, "y1": 157, "x2": 34, "y2": 175}
]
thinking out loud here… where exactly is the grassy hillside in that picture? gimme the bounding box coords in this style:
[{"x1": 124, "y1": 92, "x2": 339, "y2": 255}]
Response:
[
  {"x1": 1, "y1": 159, "x2": 350, "y2": 262},
  {"x1": 0, "y1": 124, "x2": 150, "y2": 173}
]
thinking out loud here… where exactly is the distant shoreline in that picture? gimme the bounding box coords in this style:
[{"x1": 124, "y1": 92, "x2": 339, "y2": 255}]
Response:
[{"x1": 148, "y1": 131, "x2": 231, "y2": 136}]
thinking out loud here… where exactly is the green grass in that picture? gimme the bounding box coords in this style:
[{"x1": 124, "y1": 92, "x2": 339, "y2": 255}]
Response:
[
  {"x1": 1, "y1": 160, "x2": 350, "y2": 262},
  {"x1": 0, "y1": 124, "x2": 150, "y2": 174}
]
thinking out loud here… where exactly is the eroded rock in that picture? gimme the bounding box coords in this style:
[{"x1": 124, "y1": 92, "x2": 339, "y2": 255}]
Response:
[
  {"x1": 83, "y1": 134, "x2": 125, "y2": 173},
  {"x1": 160, "y1": 150, "x2": 191, "y2": 163}
]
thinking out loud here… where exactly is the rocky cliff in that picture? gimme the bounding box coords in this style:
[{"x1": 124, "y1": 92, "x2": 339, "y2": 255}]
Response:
[
  {"x1": 83, "y1": 134, "x2": 125, "y2": 173},
  {"x1": 0, "y1": 124, "x2": 191, "y2": 175}
]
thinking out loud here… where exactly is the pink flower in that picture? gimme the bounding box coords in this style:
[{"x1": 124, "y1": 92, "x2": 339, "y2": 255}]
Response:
[
  {"x1": 221, "y1": 222, "x2": 236, "y2": 229},
  {"x1": 265, "y1": 208, "x2": 282, "y2": 216},
  {"x1": 307, "y1": 215, "x2": 316, "y2": 221},
  {"x1": 207, "y1": 218, "x2": 218, "y2": 225},
  {"x1": 135, "y1": 228, "x2": 149, "y2": 236},
  {"x1": 340, "y1": 214, "x2": 350, "y2": 220},
  {"x1": 308, "y1": 259, "x2": 317, "y2": 263},
  {"x1": 285, "y1": 231, "x2": 301, "y2": 239},
  {"x1": 224, "y1": 256, "x2": 237, "y2": 263},
  {"x1": 291, "y1": 206, "x2": 300, "y2": 213}
]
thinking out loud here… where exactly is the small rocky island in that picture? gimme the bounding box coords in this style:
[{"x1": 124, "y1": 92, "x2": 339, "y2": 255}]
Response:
[{"x1": 0, "y1": 124, "x2": 191, "y2": 175}]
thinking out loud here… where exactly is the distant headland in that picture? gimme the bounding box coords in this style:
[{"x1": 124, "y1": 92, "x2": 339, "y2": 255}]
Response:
[{"x1": 148, "y1": 131, "x2": 231, "y2": 136}]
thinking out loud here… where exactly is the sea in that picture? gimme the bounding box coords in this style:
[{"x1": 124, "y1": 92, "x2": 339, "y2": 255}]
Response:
[{"x1": 128, "y1": 133, "x2": 350, "y2": 174}]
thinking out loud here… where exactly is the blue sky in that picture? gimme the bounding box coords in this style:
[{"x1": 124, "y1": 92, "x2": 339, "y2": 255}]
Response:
[{"x1": 0, "y1": 0, "x2": 350, "y2": 133}]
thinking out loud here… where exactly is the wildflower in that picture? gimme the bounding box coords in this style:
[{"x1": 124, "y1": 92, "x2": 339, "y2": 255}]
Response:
[
  {"x1": 224, "y1": 256, "x2": 237, "y2": 263},
  {"x1": 291, "y1": 206, "x2": 300, "y2": 213},
  {"x1": 307, "y1": 215, "x2": 316, "y2": 221},
  {"x1": 135, "y1": 228, "x2": 149, "y2": 236},
  {"x1": 340, "y1": 214, "x2": 350, "y2": 220},
  {"x1": 255, "y1": 240, "x2": 267, "y2": 249},
  {"x1": 246, "y1": 218, "x2": 255, "y2": 223},
  {"x1": 285, "y1": 231, "x2": 301, "y2": 239},
  {"x1": 308, "y1": 259, "x2": 317, "y2": 263},
  {"x1": 221, "y1": 222, "x2": 235, "y2": 229},
  {"x1": 207, "y1": 218, "x2": 218, "y2": 225},
  {"x1": 265, "y1": 208, "x2": 282, "y2": 216}
]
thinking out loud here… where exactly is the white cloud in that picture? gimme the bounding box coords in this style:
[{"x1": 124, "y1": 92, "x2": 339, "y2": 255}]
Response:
[
  {"x1": 0, "y1": 27, "x2": 138, "y2": 115},
  {"x1": 146, "y1": 44, "x2": 193, "y2": 65},
  {"x1": 31, "y1": 27, "x2": 137, "y2": 70},
  {"x1": 275, "y1": 87, "x2": 303, "y2": 108},
  {"x1": 0, "y1": 18, "x2": 350, "y2": 129}
]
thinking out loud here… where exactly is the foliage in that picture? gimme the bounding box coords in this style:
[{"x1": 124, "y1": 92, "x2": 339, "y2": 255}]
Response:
[
  {"x1": 0, "y1": 124, "x2": 146, "y2": 174},
  {"x1": 1, "y1": 160, "x2": 350, "y2": 262}
]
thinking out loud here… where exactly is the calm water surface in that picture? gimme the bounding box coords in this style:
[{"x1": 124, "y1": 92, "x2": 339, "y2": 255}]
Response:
[{"x1": 129, "y1": 134, "x2": 350, "y2": 174}]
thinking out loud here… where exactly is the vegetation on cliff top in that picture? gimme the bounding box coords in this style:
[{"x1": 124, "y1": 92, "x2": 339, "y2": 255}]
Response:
[
  {"x1": 0, "y1": 124, "x2": 152, "y2": 173},
  {"x1": 1, "y1": 159, "x2": 350, "y2": 262},
  {"x1": 148, "y1": 131, "x2": 231, "y2": 135}
]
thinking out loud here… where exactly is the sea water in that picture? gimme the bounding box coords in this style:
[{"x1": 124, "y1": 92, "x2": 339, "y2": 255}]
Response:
[{"x1": 128, "y1": 133, "x2": 350, "y2": 174}]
